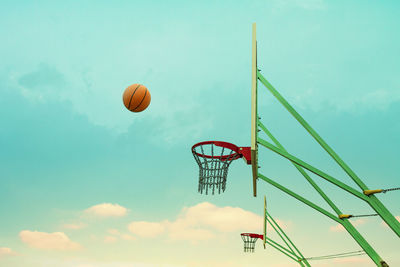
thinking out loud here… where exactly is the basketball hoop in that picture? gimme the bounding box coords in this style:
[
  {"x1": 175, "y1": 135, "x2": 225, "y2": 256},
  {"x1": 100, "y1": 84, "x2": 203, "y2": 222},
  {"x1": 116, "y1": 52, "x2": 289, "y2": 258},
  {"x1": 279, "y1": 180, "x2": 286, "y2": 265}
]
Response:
[
  {"x1": 240, "y1": 233, "x2": 263, "y2": 252},
  {"x1": 192, "y1": 141, "x2": 251, "y2": 195}
]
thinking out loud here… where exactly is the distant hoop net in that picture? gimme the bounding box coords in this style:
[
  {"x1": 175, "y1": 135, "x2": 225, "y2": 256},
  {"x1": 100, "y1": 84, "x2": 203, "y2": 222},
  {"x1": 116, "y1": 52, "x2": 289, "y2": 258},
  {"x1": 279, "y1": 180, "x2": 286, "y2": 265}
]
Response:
[
  {"x1": 241, "y1": 233, "x2": 263, "y2": 252},
  {"x1": 192, "y1": 141, "x2": 251, "y2": 195}
]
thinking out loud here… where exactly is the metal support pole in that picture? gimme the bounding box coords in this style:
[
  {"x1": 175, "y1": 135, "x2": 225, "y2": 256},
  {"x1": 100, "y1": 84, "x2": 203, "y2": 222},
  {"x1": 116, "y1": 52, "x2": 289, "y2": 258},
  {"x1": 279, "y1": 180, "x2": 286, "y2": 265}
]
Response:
[
  {"x1": 267, "y1": 214, "x2": 311, "y2": 267},
  {"x1": 257, "y1": 71, "x2": 400, "y2": 238},
  {"x1": 259, "y1": 173, "x2": 387, "y2": 266}
]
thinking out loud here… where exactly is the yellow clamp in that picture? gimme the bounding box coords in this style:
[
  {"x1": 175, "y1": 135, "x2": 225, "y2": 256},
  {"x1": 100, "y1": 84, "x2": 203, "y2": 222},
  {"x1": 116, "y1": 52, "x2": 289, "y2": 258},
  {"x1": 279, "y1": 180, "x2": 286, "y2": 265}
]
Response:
[
  {"x1": 339, "y1": 214, "x2": 352, "y2": 219},
  {"x1": 363, "y1": 189, "x2": 383, "y2": 196}
]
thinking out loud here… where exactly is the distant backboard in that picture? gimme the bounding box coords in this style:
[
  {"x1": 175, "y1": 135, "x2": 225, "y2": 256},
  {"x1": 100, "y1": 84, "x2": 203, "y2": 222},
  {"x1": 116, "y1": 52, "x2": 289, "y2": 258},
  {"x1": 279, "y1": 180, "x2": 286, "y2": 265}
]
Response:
[
  {"x1": 263, "y1": 195, "x2": 267, "y2": 249},
  {"x1": 251, "y1": 22, "x2": 258, "y2": 197}
]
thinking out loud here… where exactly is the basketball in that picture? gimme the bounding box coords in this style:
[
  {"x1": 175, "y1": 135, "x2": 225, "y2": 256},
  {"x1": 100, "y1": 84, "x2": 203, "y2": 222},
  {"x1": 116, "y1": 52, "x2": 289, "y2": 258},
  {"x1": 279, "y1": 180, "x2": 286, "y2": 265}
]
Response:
[{"x1": 122, "y1": 84, "x2": 151, "y2": 112}]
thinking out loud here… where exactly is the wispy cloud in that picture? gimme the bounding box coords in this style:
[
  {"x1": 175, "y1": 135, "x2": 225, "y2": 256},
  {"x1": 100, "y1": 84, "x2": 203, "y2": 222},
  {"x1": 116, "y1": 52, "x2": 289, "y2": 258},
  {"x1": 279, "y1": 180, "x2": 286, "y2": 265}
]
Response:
[
  {"x1": 103, "y1": 235, "x2": 118, "y2": 244},
  {"x1": 329, "y1": 219, "x2": 366, "y2": 232},
  {"x1": 62, "y1": 222, "x2": 87, "y2": 230},
  {"x1": 0, "y1": 247, "x2": 17, "y2": 258},
  {"x1": 18, "y1": 63, "x2": 67, "y2": 90},
  {"x1": 335, "y1": 89, "x2": 400, "y2": 113},
  {"x1": 381, "y1": 215, "x2": 400, "y2": 228},
  {"x1": 19, "y1": 230, "x2": 81, "y2": 250},
  {"x1": 290, "y1": 86, "x2": 400, "y2": 114},
  {"x1": 85, "y1": 203, "x2": 128, "y2": 218},
  {"x1": 14, "y1": 63, "x2": 68, "y2": 104},
  {"x1": 173, "y1": 202, "x2": 262, "y2": 233},
  {"x1": 106, "y1": 229, "x2": 135, "y2": 243},
  {"x1": 273, "y1": 0, "x2": 326, "y2": 10},
  {"x1": 127, "y1": 202, "x2": 289, "y2": 242},
  {"x1": 128, "y1": 221, "x2": 166, "y2": 238},
  {"x1": 333, "y1": 256, "x2": 369, "y2": 264},
  {"x1": 30, "y1": 258, "x2": 187, "y2": 267}
]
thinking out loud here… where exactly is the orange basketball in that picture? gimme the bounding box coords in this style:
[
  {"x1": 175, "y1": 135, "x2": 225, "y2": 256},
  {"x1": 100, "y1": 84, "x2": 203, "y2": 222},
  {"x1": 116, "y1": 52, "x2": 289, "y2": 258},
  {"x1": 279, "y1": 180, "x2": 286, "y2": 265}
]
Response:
[{"x1": 122, "y1": 84, "x2": 151, "y2": 112}]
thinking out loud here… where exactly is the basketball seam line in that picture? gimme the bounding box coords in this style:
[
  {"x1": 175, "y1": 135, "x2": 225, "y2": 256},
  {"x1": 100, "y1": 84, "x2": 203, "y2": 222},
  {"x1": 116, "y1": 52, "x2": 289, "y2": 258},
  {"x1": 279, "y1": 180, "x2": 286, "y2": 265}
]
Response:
[
  {"x1": 132, "y1": 89, "x2": 147, "y2": 112},
  {"x1": 128, "y1": 84, "x2": 141, "y2": 110}
]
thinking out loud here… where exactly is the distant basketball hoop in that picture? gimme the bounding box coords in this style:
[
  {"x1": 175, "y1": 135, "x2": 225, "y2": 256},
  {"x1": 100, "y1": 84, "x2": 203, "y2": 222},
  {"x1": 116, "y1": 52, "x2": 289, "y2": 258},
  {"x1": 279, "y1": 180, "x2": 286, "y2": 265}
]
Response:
[
  {"x1": 240, "y1": 233, "x2": 263, "y2": 252},
  {"x1": 191, "y1": 141, "x2": 251, "y2": 195}
]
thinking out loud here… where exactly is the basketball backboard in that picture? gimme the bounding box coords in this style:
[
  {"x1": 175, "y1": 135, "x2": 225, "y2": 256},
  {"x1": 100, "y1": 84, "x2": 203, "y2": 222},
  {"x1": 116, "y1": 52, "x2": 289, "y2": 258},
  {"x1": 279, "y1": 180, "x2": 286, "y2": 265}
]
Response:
[
  {"x1": 263, "y1": 195, "x2": 267, "y2": 249},
  {"x1": 251, "y1": 22, "x2": 258, "y2": 197}
]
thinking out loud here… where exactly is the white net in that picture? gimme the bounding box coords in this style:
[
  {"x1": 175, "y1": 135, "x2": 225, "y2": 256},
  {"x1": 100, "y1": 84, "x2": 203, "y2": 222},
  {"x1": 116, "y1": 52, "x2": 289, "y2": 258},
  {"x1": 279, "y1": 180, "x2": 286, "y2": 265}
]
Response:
[
  {"x1": 241, "y1": 234, "x2": 259, "y2": 252},
  {"x1": 192, "y1": 142, "x2": 239, "y2": 195}
]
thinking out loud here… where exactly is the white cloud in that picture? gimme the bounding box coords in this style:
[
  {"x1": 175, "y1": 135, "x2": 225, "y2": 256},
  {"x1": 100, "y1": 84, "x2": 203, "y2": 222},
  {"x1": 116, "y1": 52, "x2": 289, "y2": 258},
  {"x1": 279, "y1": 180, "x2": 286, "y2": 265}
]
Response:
[
  {"x1": 19, "y1": 230, "x2": 81, "y2": 250},
  {"x1": 359, "y1": 89, "x2": 400, "y2": 110},
  {"x1": 120, "y1": 234, "x2": 136, "y2": 241},
  {"x1": 176, "y1": 202, "x2": 262, "y2": 232},
  {"x1": 128, "y1": 221, "x2": 166, "y2": 238},
  {"x1": 104, "y1": 236, "x2": 118, "y2": 244},
  {"x1": 381, "y1": 216, "x2": 400, "y2": 228},
  {"x1": 329, "y1": 224, "x2": 344, "y2": 232},
  {"x1": 107, "y1": 229, "x2": 135, "y2": 242},
  {"x1": 12, "y1": 60, "x2": 215, "y2": 140},
  {"x1": 167, "y1": 221, "x2": 215, "y2": 241},
  {"x1": 334, "y1": 89, "x2": 400, "y2": 113},
  {"x1": 333, "y1": 257, "x2": 369, "y2": 264},
  {"x1": 85, "y1": 203, "x2": 128, "y2": 217},
  {"x1": 30, "y1": 258, "x2": 187, "y2": 267},
  {"x1": 127, "y1": 202, "x2": 289, "y2": 242},
  {"x1": 0, "y1": 247, "x2": 16, "y2": 258},
  {"x1": 62, "y1": 222, "x2": 87, "y2": 230},
  {"x1": 329, "y1": 219, "x2": 366, "y2": 232},
  {"x1": 288, "y1": 86, "x2": 400, "y2": 115},
  {"x1": 108, "y1": 229, "x2": 120, "y2": 235}
]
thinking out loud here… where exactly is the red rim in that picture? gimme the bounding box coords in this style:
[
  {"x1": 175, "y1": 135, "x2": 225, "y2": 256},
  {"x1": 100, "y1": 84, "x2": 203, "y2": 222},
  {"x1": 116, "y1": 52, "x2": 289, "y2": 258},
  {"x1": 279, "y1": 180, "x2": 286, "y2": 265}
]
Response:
[
  {"x1": 191, "y1": 141, "x2": 241, "y2": 160},
  {"x1": 240, "y1": 233, "x2": 264, "y2": 240}
]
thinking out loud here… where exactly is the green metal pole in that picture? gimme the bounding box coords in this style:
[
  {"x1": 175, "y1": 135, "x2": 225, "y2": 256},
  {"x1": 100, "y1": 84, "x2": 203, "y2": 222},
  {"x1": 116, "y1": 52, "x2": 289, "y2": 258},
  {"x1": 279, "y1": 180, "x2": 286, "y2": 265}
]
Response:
[
  {"x1": 258, "y1": 137, "x2": 367, "y2": 201},
  {"x1": 265, "y1": 238, "x2": 304, "y2": 265},
  {"x1": 258, "y1": 121, "x2": 387, "y2": 266},
  {"x1": 258, "y1": 173, "x2": 341, "y2": 223},
  {"x1": 267, "y1": 216, "x2": 297, "y2": 256},
  {"x1": 258, "y1": 120, "x2": 343, "y2": 216},
  {"x1": 257, "y1": 71, "x2": 400, "y2": 237},
  {"x1": 267, "y1": 215, "x2": 311, "y2": 267},
  {"x1": 259, "y1": 173, "x2": 387, "y2": 266},
  {"x1": 367, "y1": 194, "x2": 400, "y2": 238},
  {"x1": 265, "y1": 237, "x2": 297, "y2": 257}
]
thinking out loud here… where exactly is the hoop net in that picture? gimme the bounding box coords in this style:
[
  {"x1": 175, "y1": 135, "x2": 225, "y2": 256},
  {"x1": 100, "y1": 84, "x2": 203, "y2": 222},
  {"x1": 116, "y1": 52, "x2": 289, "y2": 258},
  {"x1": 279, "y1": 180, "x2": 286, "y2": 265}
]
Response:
[
  {"x1": 241, "y1": 233, "x2": 263, "y2": 253},
  {"x1": 192, "y1": 141, "x2": 241, "y2": 195}
]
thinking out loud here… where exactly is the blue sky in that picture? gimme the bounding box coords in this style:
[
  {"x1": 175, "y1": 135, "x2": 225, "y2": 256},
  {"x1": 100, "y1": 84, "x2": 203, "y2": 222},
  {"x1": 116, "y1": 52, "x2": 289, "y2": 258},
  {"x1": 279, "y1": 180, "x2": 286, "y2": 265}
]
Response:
[{"x1": 0, "y1": 0, "x2": 399, "y2": 266}]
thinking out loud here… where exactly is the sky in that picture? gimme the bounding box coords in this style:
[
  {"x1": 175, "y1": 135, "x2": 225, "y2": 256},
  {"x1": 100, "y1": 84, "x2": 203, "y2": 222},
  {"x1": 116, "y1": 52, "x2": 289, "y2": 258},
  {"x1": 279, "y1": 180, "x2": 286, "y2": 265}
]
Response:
[{"x1": 0, "y1": 0, "x2": 399, "y2": 266}]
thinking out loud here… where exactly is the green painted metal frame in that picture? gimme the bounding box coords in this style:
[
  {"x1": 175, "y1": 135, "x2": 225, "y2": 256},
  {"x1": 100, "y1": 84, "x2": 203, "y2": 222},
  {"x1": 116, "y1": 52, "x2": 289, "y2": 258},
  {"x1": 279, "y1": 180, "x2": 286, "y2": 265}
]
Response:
[
  {"x1": 252, "y1": 24, "x2": 398, "y2": 267},
  {"x1": 254, "y1": 69, "x2": 398, "y2": 266},
  {"x1": 258, "y1": 197, "x2": 310, "y2": 266},
  {"x1": 265, "y1": 210, "x2": 311, "y2": 266}
]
